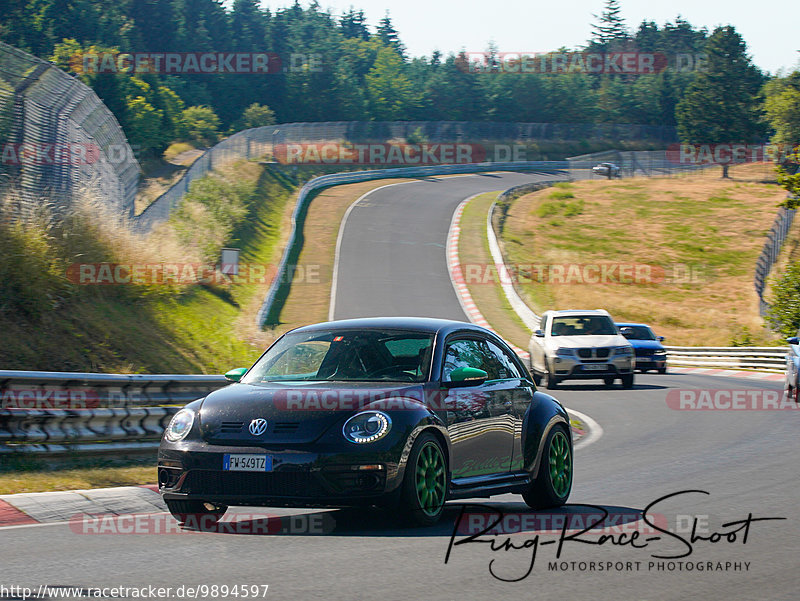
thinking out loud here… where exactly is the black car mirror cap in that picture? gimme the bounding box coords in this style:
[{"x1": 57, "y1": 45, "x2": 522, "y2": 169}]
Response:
[
  {"x1": 225, "y1": 367, "x2": 249, "y2": 382},
  {"x1": 787, "y1": 337, "x2": 799, "y2": 345},
  {"x1": 534, "y1": 329, "x2": 545, "y2": 338},
  {"x1": 657, "y1": 336, "x2": 666, "y2": 342},
  {"x1": 441, "y1": 367, "x2": 488, "y2": 388}
]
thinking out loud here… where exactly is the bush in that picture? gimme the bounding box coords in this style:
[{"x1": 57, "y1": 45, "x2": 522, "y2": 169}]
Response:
[
  {"x1": 180, "y1": 106, "x2": 221, "y2": 146},
  {"x1": 767, "y1": 261, "x2": 800, "y2": 337}
]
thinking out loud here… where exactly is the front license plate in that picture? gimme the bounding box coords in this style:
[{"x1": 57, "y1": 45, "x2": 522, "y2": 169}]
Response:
[
  {"x1": 582, "y1": 363, "x2": 608, "y2": 371},
  {"x1": 223, "y1": 454, "x2": 273, "y2": 472}
]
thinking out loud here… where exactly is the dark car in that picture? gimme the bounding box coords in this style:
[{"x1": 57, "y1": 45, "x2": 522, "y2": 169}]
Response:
[
  {"x1": 158, "y1": 317, "x2": 573, "y2": 526},
  {"x1": 616, "y1": 322, "x2": 667, "y2": 373}
]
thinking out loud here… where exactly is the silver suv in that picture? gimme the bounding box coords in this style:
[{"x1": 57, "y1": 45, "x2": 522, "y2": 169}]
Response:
[{"x1": 529, "y1": 309, "x2": 635, "y2": 389}]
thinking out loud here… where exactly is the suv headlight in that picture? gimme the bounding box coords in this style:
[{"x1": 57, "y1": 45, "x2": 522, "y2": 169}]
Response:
[
  {"x1": 165, "y1": 408, "x2": 195, "y2": 442},
  {"x1": 556, "y1": 347, "x2": 574, "y2": 357},
  {"x1": 614, "y1": 346, "x2": 633, "y2": 356},
  {"x1": 653, "y1": 350, "x2": 667, "y2": 356},
  {"x1": 343, "y1": 411, "x2": 392, "y2": 444}
]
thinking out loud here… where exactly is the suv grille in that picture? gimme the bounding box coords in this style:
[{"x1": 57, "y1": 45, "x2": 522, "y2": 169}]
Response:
[{"x1": 577, "y1": 348, "x2": 611, "y2": 359}]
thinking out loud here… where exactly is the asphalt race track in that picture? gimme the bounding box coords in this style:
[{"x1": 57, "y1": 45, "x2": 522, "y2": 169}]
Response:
[
  {"x1": 331, "y1": 172, "x2": 559, "y2": 321},
  {"x1": 2, "y1": 174, "x2": 798, "y2": 601}
]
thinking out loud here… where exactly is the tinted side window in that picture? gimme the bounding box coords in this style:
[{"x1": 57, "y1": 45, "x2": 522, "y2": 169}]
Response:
[
  {"x1": 442, "y1": 339, "x2": 486, "y2": 381},
  {"x1": 486, "y1": 341, "x2": 522, "y2": 379}
]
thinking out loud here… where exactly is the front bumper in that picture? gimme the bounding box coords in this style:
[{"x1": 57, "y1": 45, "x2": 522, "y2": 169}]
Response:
[
  {"x1": 158, "y1": 441, "x2": 404, "y2": 507},
  {"x1": 550, "y1": 355, "x2": 634, "y2": 380},
  {"x1": 634, "y1": 355, "x2": 667, "y2": 370}
]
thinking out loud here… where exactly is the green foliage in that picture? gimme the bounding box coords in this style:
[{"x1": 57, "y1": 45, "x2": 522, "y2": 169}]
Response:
[
  {"x1": 536, "y1": 197, "x2": 584, "y2": 218},
  {"x1": 676, "y1": 26, "x2": 765, "y2": 146},
  {"x1": 767, "y1": 262, "x2": 800, "y2": 337},
  {"x1": 366, "y1": 47, "x2": 421, "y2": 120},
  {"x1": 180, "y1": 105, "x2": 221, "y2": 146},
  {"x1": 730, "y1": 327, "x2": 755, "y2": 347},
  {"x1": 240, "y1": 103, "x2": 276, "y2": 129}
]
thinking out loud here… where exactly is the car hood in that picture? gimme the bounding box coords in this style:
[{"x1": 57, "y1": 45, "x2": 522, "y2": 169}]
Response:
[
  {"x1": 546, "y1": 334, "x2": 630, "y2": 349},
  {"x1": 197, "y1": 381, "x2": 425, "y2": 445},
  {"x1": 627, "y1": 340, "x2": 665, "y2": 351}
]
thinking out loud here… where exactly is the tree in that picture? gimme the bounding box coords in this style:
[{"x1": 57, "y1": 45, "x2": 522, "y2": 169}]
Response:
[
  {"x1": 764, "y1": 73, "x2": 800, "y2": 148},
  {"x1": 768, "y1": 262, "x2": 800, "y2": 337},
  {"x1": 365, "y1": 47, "x2": 420, "y2": 120},
  {"x1": 340, "y1": 8, "x2": 369, "y2": 40},
  {"x1": 180, "y1": 106, "x2": 221, "y2": 145},
  {"x1": 675, "y1": 26, "x2": 766, "y2": 177},
  {"x1": 240, "y1": 103, "x2": 276, "y2": 129},
  {"x1": 590, "y1": 0, "x2": 629, "y2": 49},
  {"x1": 376, "y1": 12, "x2": 405, "y2": 57}
]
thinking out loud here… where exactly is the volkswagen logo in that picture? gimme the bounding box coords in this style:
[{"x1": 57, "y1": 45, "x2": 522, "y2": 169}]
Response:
[{"x1": 249, "y1": 418, "x2": 268, "y2": 436}]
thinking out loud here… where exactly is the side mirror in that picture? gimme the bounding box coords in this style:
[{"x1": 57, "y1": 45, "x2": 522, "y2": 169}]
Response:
[
  {"x1": 442, "y1": 367, "x2": 488, "y2": 388},
  {"x1": 657, "y1": 336, "x2": 665, "y2": 342},
  {"x1": 788, "y1": 337, "x2": 799, "y2": 345},
  {"x1": 225, "y1": 367, "x2": 249, "y2": 382},
  {"x1": 535, "y1": 329, "x2": 545, "y2": 338}
]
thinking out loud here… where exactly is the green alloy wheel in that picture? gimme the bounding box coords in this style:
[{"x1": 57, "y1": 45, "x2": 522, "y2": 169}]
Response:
[
  {"x1": 522, "y1": 425, "x2": 572, "y2": 509},
  {"x1": 400, "y1": 433, "x2": 448, "y2": 526}
]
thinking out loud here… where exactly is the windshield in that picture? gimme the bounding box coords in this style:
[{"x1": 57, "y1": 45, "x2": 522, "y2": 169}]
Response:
[
  {"x1": 550, "y1": 316, "x2": 617, "y2": 336},
  {"x1": 241, "y1": 329, "x2": 435, "y2": 383},
  {"x1": 618, "y1": 325, "x2": 657, "y2": 340}
]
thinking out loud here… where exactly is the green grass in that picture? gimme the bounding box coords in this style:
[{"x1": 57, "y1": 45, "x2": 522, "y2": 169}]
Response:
[{"x1": 0, "y1": 162, "x2": 296, "y2": 373}]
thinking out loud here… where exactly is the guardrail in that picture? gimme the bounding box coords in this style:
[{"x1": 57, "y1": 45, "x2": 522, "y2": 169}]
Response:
[
  {"x1": 255, "y1": 161, "x2": 570, "y2": 327},
  {"x1": 0, "y1": 371, "x2": 227, "y2": 455},
  {"x1": 664, "y1": 346, "x2": 788, "y2": 371}
]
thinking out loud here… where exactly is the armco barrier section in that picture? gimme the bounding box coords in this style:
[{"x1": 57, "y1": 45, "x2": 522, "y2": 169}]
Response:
[
  {"x1": 0, "y1": 371, "x2": 227, "y2": 454},
  {"x1": 664, "y1": 346, "x2": 787, "y2": 371}
]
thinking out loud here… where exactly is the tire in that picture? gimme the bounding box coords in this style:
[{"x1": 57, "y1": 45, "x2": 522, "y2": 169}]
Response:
[
  {"x1": 532, "y1": 371, "x2": 542, "y2": 386},
  {"x1": 399, "y1": 432, "x2": 448, "y2": 526},
  {"x1": 603, "y1": 376, "x2": 615, "y2": 387},
  {"x1": 657, "y1": 367, "x2": 667, "y2": 374},
  {"x1": 545, "y1": 371, "x2": 560, "y2": 389},
  {"x1": 545, "y1": 362, "x2": 560, "y2": 389},
  {"x1": 166, "y1": 499, "x2": 227, "y2": 527},
  {"x1": 621, "y1": 373, "x2": 635, "y2": 389},
  {"x1": 522, "y1": 425, "x2": 572, "y2": 510}
]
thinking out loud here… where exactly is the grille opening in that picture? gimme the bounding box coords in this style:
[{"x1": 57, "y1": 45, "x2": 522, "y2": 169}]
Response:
[{"x1": 220, "y1": 421, "x2": 244, "y2": 433}]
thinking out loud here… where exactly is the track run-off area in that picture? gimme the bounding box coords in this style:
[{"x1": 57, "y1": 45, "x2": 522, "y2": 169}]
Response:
[{"x1": 1, "y1": 173, "x2": 797, "y2": 601}]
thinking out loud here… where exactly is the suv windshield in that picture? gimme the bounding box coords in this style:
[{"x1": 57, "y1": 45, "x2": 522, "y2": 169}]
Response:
[
  {"x1": 241, "y1": 329, "x2": 434, "y2": 383},
  {"x1": 618, "y1": 325, "x2": 656, "y2": 340},
  {"x1": 551, "y1": 316, "x2": 617, "y2": 336}
]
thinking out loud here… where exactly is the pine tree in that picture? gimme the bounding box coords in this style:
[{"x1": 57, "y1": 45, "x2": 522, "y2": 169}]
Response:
[
  {"x1": 377, "y1": 12, "x2": 405, "y2": 57},
  {"x1": 675, "y1": 26, "x2": 766, "y2": 177},
  {"x1": 590, "y1": 0, "x2": 628, "y2": 49},
  {"x1": 340, "y1": 8, "x2": 369, "y2": 40}
]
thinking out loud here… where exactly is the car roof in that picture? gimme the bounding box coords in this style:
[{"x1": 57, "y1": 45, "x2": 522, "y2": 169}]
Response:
[
  {"x1": 544, "y1": 309, "x2": 612, "y2": 317},
  {"x1": 615, "y1": 322, "x2": 651, "y2": 328},
  {"x1": 289, "y1": 316, "x2": 488, "y2": 337}
]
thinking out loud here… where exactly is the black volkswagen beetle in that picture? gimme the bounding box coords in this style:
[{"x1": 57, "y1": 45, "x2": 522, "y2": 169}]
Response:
[{"x1": 159, "y1": 317, "x2": 573, "y2": 526}]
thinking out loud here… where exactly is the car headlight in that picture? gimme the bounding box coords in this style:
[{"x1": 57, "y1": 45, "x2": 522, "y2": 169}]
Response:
[
  {"x1": 556, "y1": 347, "x2": 574, "y2": 357},
  {"x1": 165, "y1": 408, "x2": 195, "y2": 442},
  {"x1": 653, "y1": 350, "x2": 667, "y2": 356},
  {"x1": 343, "y1": 411, "x2": 392, "y2": 444},
  {"x1": 614, "y1": 346, "x2": 633, "y2": 356}
]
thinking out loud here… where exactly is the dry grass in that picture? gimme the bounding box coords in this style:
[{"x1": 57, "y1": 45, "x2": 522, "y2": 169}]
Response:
[
  {"x1": 273, "y1": 179, "x2": 418, "y2": 333},
  {"x1": 458, "y1": 192, "x2": 532, "y2": 349},
  {"x1": 501, "y1": 173, "x2": 788, "y2": 346},
  {"x1": 0, "y1": 464, "x2": 155, "y2": 495}
]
